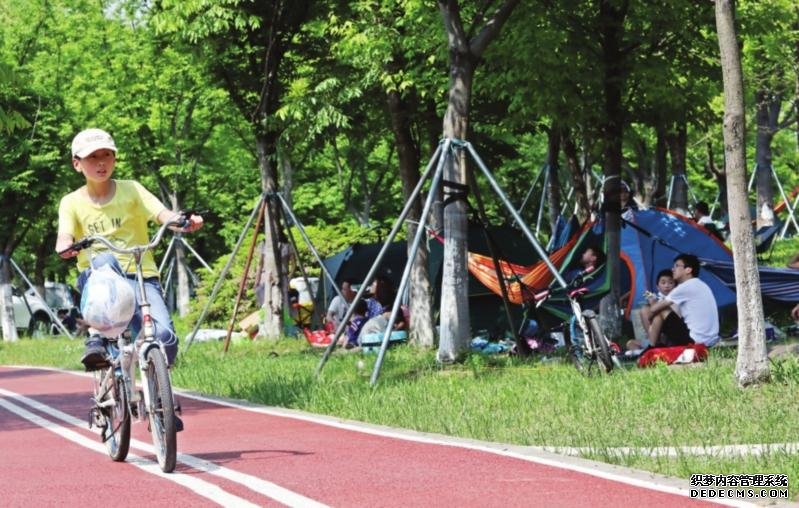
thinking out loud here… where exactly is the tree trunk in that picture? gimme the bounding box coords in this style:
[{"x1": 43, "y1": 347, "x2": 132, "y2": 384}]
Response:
[
  {"x1": 175, "y1": 240, "x2": 190, "y2": 317},
  {"x1": 280, "y1": 150, "x2": 294, "y2": 212},
  {"x1": 598, "y1": 0, "x2": 628, "y2": 339},
  {"x1": 754, "y1": 89, "x2": 781, "y2": 228},
  {"x1": 424, "y1": 98, "x2": 444, "y2": 233},
  {"x1": 715, "y1": 0, "x2": 770, "y2": 386},
  {"x1": 561, "y1": 130, "x2": 591, "y2": 222},
  {"x1": 387, "y1": 88, "x2": 435, "y2": 348},
  {"x1": 166, "y1": 193, "x2": 191, "y2": 317},
  {"x1": 256, "y1": 132, "x2": 285, "y2": 339},
  {"x1": 653, "y1": 125, "x2": 668, "y2": 207},
  {"x1": 705, "y1": 140, "x2": 728, "y2": 216},
  {"x1": 0, "y1": 258, "x2": 19, "y2": 341},
  {"x1": 436, "y1": 0, "x2": 519, "y2": 362},
  {"x1": 437, "y1": 50, "x2": 474, "y2": 363},
  {"x1": 796, "y1": 12, "x2": 799, "y2": 150},
  {"x1": 666, "y1": 121, "x2": 689, "y2": 213},
  {"x1": 545, "y1": 124, "x2": 562, "y2": 236}
]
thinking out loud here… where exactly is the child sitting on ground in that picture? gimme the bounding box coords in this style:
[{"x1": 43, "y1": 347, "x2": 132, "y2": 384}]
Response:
[
  {"x1": 343, "y1": 299, "x2": 368, "y2": 348},
  {"x1": 626, "y1": 269, "x2": 675, "y2": 354}
]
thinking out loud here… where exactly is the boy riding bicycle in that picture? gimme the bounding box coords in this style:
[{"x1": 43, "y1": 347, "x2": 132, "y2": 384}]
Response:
[{"x1": 55, "y1": 128, "x2": 203, "y2": 375}]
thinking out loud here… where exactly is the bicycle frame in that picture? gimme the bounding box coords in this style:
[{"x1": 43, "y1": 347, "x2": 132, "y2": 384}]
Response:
[
  {"x1": 521, "y1": 275, "x2": 614, "y2": 372},
  {"x1": 80, "y1": 221, "x2": 177, "y2": 421}
]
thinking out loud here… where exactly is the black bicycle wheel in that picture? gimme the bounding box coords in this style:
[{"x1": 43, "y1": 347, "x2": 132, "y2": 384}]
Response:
[
  {"x1": 104, "y1": 374, "x2": 131, "y2": 461},
  {"x1": 586, "y1": 313, "x2": 614, "y2": 373},
  {"x1": 146, "y1": 348, "x2": 176, "y2": 473}
]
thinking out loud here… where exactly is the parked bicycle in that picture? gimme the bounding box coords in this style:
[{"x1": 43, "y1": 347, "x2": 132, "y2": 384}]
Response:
[
  {"x1": 519, "y1": 267, "x2": 617, "y2": 374},
  {"x1": 61, "y1": 215, "x2": 191, "y2": 472}
]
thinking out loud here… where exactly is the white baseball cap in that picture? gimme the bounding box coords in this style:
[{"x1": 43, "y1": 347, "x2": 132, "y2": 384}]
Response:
[{"x1": 71, "y1": 128, "x2": 117, "y2": 158}]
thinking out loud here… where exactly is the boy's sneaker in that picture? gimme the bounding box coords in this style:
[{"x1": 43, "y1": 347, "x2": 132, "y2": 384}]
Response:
[{"x1": 81, "y1": 336, "x2": 109, "y2": 371}]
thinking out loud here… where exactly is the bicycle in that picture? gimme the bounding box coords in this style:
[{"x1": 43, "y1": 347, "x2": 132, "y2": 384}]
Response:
[
  {"x1": 519, "y1": 268, "x2": 617, "y2": 374},
  {"x1": 62, "y1": 214, "x2": 191, "y2": 473}
]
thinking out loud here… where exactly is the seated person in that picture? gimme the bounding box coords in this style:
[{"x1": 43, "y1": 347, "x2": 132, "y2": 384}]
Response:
[
  {"x1": 326, "y1": 280, "x2": 355, "y2": 328},
  {"x1": 563, "y1": 245, "x2": 604, "y2": 285},
  {"x1": 693, "y1": 201, "x2": 724, "y2": 240},
  {"x1": 364, "y1": 276, "x2": 406, "y2": 329},
  {"x1": 645, "y1": 254, "x2": 719, "y2": 348},
  {"x1": 596, "y1": 181, "x2": 639, "y2": 222},
  {"x1": 343, "y1": 299, "x2": 368, "y2": 347},
  {"x1": 626, "y1": 269, "x2": 675, "y2": 352}
]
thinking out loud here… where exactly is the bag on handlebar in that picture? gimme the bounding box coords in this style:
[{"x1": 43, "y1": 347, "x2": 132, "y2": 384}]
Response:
[{"x1": 80, "y1": 265, "x2": 136, "y2": 337}]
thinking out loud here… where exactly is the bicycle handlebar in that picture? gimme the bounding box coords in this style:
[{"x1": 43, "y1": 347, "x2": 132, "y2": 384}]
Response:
[{"x1": 58, "y1": 210, "x2": 196, "y2": 257}]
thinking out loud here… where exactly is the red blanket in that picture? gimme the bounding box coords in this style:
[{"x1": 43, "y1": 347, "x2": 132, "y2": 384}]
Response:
[{"x1": 638, "y1": 344, "x2": 708, "y2": 368}]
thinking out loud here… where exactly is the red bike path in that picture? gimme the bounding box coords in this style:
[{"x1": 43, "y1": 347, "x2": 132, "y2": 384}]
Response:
[{"x1": 0, "y1": 365, "x2": 737, "y2": 507}]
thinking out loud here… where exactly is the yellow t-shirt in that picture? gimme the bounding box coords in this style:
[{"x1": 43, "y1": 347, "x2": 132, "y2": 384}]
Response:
[{"x1": 57, "y1": 180, "x2": 167, "y2": 278}]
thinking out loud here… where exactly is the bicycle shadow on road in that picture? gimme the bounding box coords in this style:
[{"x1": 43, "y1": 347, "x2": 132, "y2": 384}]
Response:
[{"x1": 184, "y1": 448, "x2": 314, "y2": 467}]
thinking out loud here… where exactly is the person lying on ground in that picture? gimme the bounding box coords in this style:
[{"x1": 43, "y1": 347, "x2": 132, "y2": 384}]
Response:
[{"x1": 645, "y1": 254, "x2": 719, "y2": 348}]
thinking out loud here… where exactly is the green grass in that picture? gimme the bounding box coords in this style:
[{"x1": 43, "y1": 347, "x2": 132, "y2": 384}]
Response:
[{"x1": 2, "y1": 336, "x2": 797, "y2": 499}]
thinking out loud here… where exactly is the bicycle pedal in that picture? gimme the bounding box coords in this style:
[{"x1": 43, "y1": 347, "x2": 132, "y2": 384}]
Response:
[{"x1": 88, "y1": 407, "x2": 106, "y2": 430}]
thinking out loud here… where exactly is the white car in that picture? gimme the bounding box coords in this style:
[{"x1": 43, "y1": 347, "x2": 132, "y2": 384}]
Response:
[{"x1": 12, "y1": 285, "x2": 53, "y2": 337}]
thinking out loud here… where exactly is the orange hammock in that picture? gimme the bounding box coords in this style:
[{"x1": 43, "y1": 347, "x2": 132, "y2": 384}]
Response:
[{"x1": 467, "y1": 222, "x2": 589, "y2": 304}]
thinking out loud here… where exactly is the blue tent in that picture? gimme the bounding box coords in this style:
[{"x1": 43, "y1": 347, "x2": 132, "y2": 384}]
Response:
[
  {"x1": 541, "y1": 208, "x2": 736, "y2": 320},
  {"x1": 701, "y1": 259, "x2": 799, "y2": 303},
  {"x1": 620, "y1": 208, "x2": 736, "y2": 312}
]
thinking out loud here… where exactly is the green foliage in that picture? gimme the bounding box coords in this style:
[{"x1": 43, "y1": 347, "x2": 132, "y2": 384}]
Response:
[{"x1": 1, "y1": 0, "x2": 798, "y2": 331}]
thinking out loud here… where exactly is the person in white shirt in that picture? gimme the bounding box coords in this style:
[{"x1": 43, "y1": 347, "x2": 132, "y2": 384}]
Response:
[
  {"x1": 645, "y1": 254, "x2": 719, "y2": 347},
  {"x1": 326, "y1": 280, "x2": 355, "y2": 328}
]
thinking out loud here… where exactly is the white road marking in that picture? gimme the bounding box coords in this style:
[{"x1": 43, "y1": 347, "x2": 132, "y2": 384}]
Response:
[
  {"x1": 0, "y1": 395, "x2": 258, "y2": 508},
  {"x1": 0, "y1": 387, "x2": 328, "y2": 508}
]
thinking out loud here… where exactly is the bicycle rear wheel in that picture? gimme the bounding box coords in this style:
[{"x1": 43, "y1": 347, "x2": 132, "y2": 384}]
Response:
[
  {"x1": 146, "y1": 348, "x2": 176, "y2": 472},
  {"x1": 586, "y1": 313, "x2": 614, "y2": 373},
  {"x1": 93, "y1": 368, "x2": 131, "y2": 462}
]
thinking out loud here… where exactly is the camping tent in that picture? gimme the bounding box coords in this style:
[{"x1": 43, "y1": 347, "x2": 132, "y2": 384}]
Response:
[
  {"x1": 320, "y1": 223, "x2": 541, "y2": 335},
  {"x1": 540, "y1": 208, "x2": 737, "y2": 320}
]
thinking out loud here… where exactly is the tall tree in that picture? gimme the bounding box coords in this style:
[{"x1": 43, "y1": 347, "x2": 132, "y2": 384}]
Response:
[
  {"x1": 436, "y1": 0, "x2": 520, "y2": 363},
  {"x1": 715, "y1": 0, "x2": 769, "y2": 386},
  {"x1": 739, "y1": 0, "x2": 798, "y2": 228},
  {"x1": 153, "y1": 0, "x2": 314, "y2": 338}
]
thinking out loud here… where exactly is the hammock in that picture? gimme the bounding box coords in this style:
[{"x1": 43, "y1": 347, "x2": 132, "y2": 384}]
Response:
[{"x1": 466, "y1": 222, "x2": 589, "y2": 304}]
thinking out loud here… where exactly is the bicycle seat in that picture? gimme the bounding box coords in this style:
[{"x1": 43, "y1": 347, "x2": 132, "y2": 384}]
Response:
[
  {"x1": 532, "y1": 289, "x2": 550, "y2": 302},
  {"x1": 568, "y1": 287, "x2": 589, "y2": 298}
]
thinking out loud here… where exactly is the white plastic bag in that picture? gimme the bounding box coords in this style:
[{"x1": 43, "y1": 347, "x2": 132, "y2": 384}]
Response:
[{"x1": 80, "y1": 265, "x2": 136, "y2": 337}]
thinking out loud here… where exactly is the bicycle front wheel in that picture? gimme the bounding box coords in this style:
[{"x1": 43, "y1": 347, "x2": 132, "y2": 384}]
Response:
[
  {"x1": 586, "y1": 313, "x2": 614, "y2": 373},
  {"x1": 146, "y1": 348, "x2": 176, "y2": 472}
]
